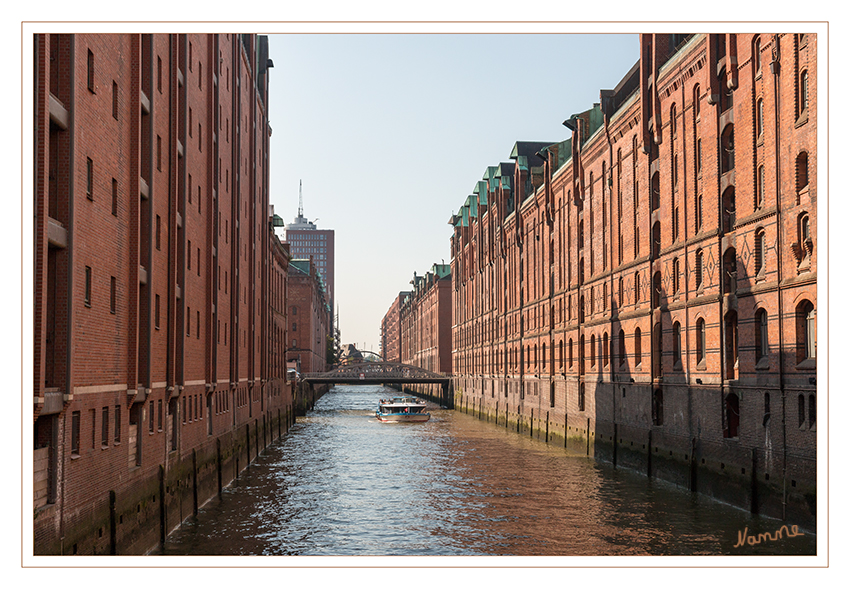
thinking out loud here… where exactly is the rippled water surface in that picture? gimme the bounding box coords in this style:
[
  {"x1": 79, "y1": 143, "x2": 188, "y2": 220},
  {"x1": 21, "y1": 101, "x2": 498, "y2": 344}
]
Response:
[{"x1": 160, "y1": 386, "x2": 816, "y2": 556}]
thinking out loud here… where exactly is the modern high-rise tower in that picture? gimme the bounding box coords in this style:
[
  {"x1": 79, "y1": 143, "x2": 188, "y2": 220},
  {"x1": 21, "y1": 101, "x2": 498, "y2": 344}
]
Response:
[{"x1": 282, "y1": 182, "x2": 335, "y2": 312}]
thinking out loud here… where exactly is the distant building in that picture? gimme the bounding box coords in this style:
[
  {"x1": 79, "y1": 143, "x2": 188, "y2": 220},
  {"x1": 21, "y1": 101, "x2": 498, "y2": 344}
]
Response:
[
  {"x1": 380, "y1": 291, "x2": 410, "y2": 364},
  {"x1": 399, "y1": 264, "x2": 453, "y2": 376},
  {"x1": 283, "y1": 191, "x2": 335, "y2": 312},
  {"x1": 286, "y1": 258, "x2": 332, "y2": 374}
]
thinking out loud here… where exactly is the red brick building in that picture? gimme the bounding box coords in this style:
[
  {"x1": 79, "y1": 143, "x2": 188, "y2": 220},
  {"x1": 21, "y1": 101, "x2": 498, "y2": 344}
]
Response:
[
  {"x1": 33, "y1": 33, "x2": 294, "y2": 555},
  {"x1": 286, "y1": 259, "x2": 332, "y2": 374},
  {"x1": 380, "y1": 291, "x2": 410, "y2": 363},
  {"x1": 449, "y1": 33, "x2": 816, "y2": 527},
  {"x1": 389, "y1": 264, "x2": 453, "y2": 397}
]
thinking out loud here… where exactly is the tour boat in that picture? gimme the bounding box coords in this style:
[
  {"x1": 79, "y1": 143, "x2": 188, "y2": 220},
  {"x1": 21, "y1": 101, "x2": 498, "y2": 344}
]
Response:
[{"x1": 376, "y1": 396, "x2": 431, "y2": 422}]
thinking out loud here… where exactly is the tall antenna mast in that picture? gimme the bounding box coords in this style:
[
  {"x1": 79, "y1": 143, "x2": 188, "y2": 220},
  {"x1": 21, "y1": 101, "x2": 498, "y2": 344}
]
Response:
[{"x1": 298, "y1": 179, "x2": 303, "y2": 218}]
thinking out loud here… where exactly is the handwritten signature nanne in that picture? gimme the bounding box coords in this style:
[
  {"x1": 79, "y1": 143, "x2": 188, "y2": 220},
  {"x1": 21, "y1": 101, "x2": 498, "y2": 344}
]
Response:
[{"x1": 734, "y1": 524, "x2": 804, "y2": 548}]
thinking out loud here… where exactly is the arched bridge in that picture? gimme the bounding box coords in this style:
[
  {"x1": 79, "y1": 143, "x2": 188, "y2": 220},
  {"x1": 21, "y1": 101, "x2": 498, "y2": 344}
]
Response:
[{"x1": 303, "y1": 362, "x2": 452, "y2": 406}]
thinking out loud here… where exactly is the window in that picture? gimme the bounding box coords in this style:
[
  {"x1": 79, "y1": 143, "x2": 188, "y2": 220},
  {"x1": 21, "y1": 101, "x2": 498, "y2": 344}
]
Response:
[
  {"x1": 695, "y1": 249, "x2": 703, "y2": 289},
  {"x1": 754, "y1": 38, "x2": 761, "y2": 74},
  {"x1": 157, "y1": 135, "x2": 162, "y2": 171},
  {"x1": 672, "y1": 258, "x2": 680, "y2": 293},
  {"x1": 619, "y1": 329, "x2": 626, "y2": 366},
  {"x1": 112, "y1": 178, "x2": 118, "y2": 216},
  {"x1": 603, "y1": 332, "x2": 609, "y2": 366},
  {"x1": 673, "y1": 321, "x2": 682, "y2": 366},
  {"x1": 110, "y1": 276, "x2": 116, "y2": 314},
  {"x1": 71, "y1": 411, "x2": 80, "y2": 455},
  {"x1": 568, "y1": 338, "x2": 573, "y2": 368},
  {"x1": 799, "y1": 70, "x2": 808, "y2": 116},
  {"x1": 114, "y1": 405, "x2": 121, "y2": 443},
  {"x1": 578, "y1": 383, "x2": 585, "y2": 412},
  {"x1": 112, "y1": 81, "x2": 118, "y2": 119},
  {"x1": 101, "y1": 407, "x2": 109, "y2": 447},
  {"x1": 187, "y1": 240, "x2": 191, "y2": 270},
  {"x1": 86, "y1": 158, "x2": 93, "y2": 200},
  {"x1": 157, "y1": 56, "x2": 162, "y2": 93},
  {"x1": 696, "y1": 318, "x2": 706, "y2": 365},
  {"x1": 634, "y1": 272, "x2": 640, "y2": 304},
  {"x1": 798, "y1": 394, "x2": 805, "y2": 427},
  {"x1": 84, "y1": 266, "x2": 92, "y2": 307},
  {"x1": 755, "y1": 229, "x2": 766, "y2": 276},
  {"x1": 158, "y1": 400, "x2": 163, "y2": 431},
  {"x1": 634, "y1": 327, "x2": 642, "y2": 366},
  {"x1": 696, "y1": 194, "x2": 703, "y2": 231},
  {"x1": 721, "y1": 124, "x2": 735, "y2": 173},
  {"x1": 693, "y1": 84, "x2": 701, "y2": 120},
  {"x1": 756, "y1": 308, "x2": 769, "y2": 362},
  {"x1": 590, "y1": 334, "x2": 596, "y2": 367},
  {"x1": 757, "y1": 165, "x2": 765, "y2": 209},
  {"x1": 155, "y1": 294, "x2": 161, "y2": 329},
  {"x1": 797, "y1": 300, "x2": 816, "y2": 363},
  {"x1": 757, "y1": 98, "x2": 764, "y2": 139},
  {"x1": 87, "y1": 49, "x2": 94, "y2": 92}
]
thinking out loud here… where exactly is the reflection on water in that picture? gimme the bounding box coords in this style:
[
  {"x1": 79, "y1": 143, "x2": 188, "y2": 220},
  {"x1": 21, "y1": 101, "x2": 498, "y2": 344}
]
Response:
[{"x1": 160, "y1": 385, "x2": 816, "y2": 556}]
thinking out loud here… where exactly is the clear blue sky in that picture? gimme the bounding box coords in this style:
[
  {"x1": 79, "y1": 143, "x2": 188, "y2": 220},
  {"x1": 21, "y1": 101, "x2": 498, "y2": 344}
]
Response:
[{"x1": 267, "y1": 33, "x2": 639, "y2": 353}]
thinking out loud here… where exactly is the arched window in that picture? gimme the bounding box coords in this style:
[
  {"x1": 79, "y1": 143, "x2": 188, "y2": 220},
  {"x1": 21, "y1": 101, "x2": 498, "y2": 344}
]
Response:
[
  {"x1": 672, "y1": 257, "x2": 680, "y2": 293},
  {"x1": 670, "y1": 103, "x2": 678, "y2": 139},
  {"x1": 634, "y1": 327, "x2": 642, "y2": 366},
  {"x1": 800, "y1": 70, "x2": 809, "y2": 116},
  {"x1": 721, "y1": 124, "x2": 735, "y2": 173},
  {"x1": 725, "y1": 310, "x2": 739, "y2": 380},
  {"x1": 569, "y1": 338, "x2": 574, "y2": 368},
  {"x1": 797, "y1": 212, "x2": 813, "y2": 267},
  {"x1": 723, "y1": 247, "x2": 737, "y2": 294},
  {"x1": 603, "y1": 332, "x2": 609, "y2": 366},
  {"x1": 755, "y1": 308, "x2": 769, "y2": 362},
  {"x1": 695, "y1": 249, "x2": 704, "y2": 289},
  {"x1": 754, "y1": 37, "x2": 761, "y2": 74},
  {"x1": 653, "y1": 270, "x2": 662, "y2": 307},
  {"x1": 796, "y1": 300, "x2": 816, "y2": 363},
  {"x1": 673, "y1": 321, "x2": 682, "y2": 366},
  {"x1": 722, "y1": 186, "x2": 736, "y2": 233},
  {"x1": 754, "y1": 229, "x2": 766, "y2": 276},
  {"x1": 651, "y1": 172, "x2": 660, "y2": 211},
  {"x1": 757, "y1": 164, "x2": 765, "y2": 209},
  {"x1": 590, "y1": 334, "x2": 596, "y2": 367},
  {"x1": 634, "y1": 272, "x2": 641, "y2": 304},
  {"x1": 652, "y1": 221, "x2": 661, "y2": 259},
  {"x1": 693, "y1": 84, "x2": 701, "y2": 120},
  {"x1": 617, "y1": 329, "x2": 626, "y2": 366},
  {"x1": 696, "y1": 317, "x2": 706, "y2": 365},
  {"x1": 757, "y1": 98, "x2": 764, "y2": 139}
]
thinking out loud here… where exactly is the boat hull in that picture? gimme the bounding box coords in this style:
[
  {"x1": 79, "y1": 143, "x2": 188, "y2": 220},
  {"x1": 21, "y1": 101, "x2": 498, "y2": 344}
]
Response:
[{"x1": 375, "y1": 412, "x2": 430, "y2": 422}]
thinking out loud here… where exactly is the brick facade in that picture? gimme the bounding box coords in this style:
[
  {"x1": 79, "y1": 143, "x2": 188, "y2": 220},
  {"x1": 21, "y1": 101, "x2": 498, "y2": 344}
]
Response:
[
  {"x1": 33, "y1": 33, "x2": 295, "y2": 555},
  {"x1": 448, "y1": 33, "x2": 816, "y2": 527},
  {"x1": 286, "y1": 259, "x2": 332, "y2": 374},
  {"x1": 380, "y1": 291, "x2": 410, "y2": 363}
]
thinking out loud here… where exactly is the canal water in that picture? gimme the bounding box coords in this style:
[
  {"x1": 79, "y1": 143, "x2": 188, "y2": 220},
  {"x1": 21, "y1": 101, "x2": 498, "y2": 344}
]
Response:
[{"x1": 159, "y1": 385, "x2": 816, "y2": 557}]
